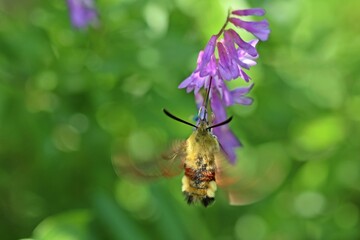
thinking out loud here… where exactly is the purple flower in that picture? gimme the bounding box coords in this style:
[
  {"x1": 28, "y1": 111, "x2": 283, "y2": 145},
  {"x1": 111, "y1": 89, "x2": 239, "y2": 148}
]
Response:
[
  {"x1": 232, "y1": 8, "x2": 265, "y2": 17},
  {"x1": 179, "y1": 8, "x2": 270, "y2": 163},
  {"x1": 67, "y1": 0, "x2": 98, "y2": 28},
  {"x1": 211, "y1": 92, "x2": 241, "y2": 164},
  {"x1": 199, "y1": 35, "x2": 218, "y2": 73},
  {"x1": 229, "y1": 18, "x2": 270, "y2": 41},
  {"x1": 230, "y1": 83, "x2": 254, "y2": 106}
]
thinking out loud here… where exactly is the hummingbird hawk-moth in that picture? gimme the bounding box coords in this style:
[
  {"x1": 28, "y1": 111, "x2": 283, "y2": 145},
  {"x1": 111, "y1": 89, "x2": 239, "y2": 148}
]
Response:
[{"x1": 113, "y1": 83, "x2": 284, "y2": 207}]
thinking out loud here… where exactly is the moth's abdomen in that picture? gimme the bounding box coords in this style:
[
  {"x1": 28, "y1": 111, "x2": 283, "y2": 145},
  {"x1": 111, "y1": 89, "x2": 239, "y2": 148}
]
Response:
[
  {"x1": 182, "y1": 127, "x2": 220, "y2": 207},
  {"x1": 182, "y1": 165, "x2": 217, "y2": 207}
]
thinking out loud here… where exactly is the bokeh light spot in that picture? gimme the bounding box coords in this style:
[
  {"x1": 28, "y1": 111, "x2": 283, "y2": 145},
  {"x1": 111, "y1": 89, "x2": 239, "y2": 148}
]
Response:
[
  {"x1": 122, "y1": 75, "x2": 152, "y2": 97},
  {"x1": 345, "y1": 95, "x2": 360, "y2": 121},
  {"x1": 97, "y1": 103, "x2": 136, "y2": 135},
  {"x1": 292, "y1": 116, "x2": 345, "y2": 153},
  {"x1": 299, "y1": 160, "x2": 328, "y2": 189},
  {"x1": 336, "y1": 160, "x2": 359, "y2": 189},
  {"x1": 115, "y1": 180, "x2": 150, "y2": 213},
  {"x1": 235, "y1": 214, "x2": 268, "y2": 240},
  {"x1": 294, "y1": 191, "x2": 326, "y2": 218},
  {"x1": 137, "y1": 48, "x2": 160, "y2": 69},
  {"x1": 143, "y1": 2, "x2": 168, "y2": 38},
  {"x1": 26, "y1": 90, "x2": 59, "y2": 113},
  {"x1": 334, "y1": 202, "x2": 359, "y2": 229},
  {"x1": 306, "y1": 71, "x2": 344, "y2": 109},
  {"x1": 52, "y1": 124, "x2": 81, "y2": 152},
  {"x1": 57, "y1": 29, "x2": 75, "y2": 47},
  {"x1": 69, "y1": 113, "x2": 89, "y2": 133},
  {"x1": 128, "y1": 131, "x2": 155, "y2": 161},
  {"x1": 33, "y1": 210, "x2": 92, "y2": 240},
  {"x1": 35, "y1": 71, "x2": 58, "y2": 91}
]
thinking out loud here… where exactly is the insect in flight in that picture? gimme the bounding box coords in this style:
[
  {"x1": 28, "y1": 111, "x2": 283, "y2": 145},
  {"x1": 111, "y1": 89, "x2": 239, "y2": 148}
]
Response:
[
  {"x1": 161, "y1": 106, "x2": 232, "y2": 207},
  {"x1": 113, "y1": 80, "x2": 285, "y2": 207}
]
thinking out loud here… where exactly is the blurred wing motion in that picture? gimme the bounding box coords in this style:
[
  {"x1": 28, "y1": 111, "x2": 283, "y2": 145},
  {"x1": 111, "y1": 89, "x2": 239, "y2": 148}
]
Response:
[
  {"x1": 215, "y1": 142, "x2": 289, "y2": 206},
  {"x1": 113, "y1": 136, "x2": 289, "y2": 207},
  {"x1": 112, "y1": 140, "x2": 186, "y2": 180}
]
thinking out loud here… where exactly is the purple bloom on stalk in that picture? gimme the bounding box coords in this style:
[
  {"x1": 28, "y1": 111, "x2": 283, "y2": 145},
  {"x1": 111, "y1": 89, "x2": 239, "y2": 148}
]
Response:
[
  {"x1": 211, "y1": 92, "x2": 241, "y2": 163},
  {"x1": 232, "y1": 8, "x2": 266, "y2": 17},
  {"x1": 179, "y1": 8, "x2": 270, "y2": 163},
  {"x1": 229, "y1": 18, "x2": 270, "y2": 41},
  {"x1": 67, "y1": 0, "x2": 98, "y2": 28}
]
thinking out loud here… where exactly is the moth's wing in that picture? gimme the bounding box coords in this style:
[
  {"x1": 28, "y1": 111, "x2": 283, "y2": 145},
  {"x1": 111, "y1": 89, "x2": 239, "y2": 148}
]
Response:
[
  {"x1": 215, "y1": 142, "x2": 289, "y2": 206},
  {"x1": 160, "y1": 140, "x2": 187, "y2": 177},
  {"x1": 112, "y1": 140, "x2": 187, "y2": 181},
  {"x1": 112, "y1": 154, "x2": 164, "y2": 180}
]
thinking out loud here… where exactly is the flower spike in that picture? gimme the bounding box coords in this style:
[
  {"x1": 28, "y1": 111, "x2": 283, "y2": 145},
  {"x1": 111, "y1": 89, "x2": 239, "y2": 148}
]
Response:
[
  {"x1": 67, "y1": 0, "x2": 99, "y2": 28},
  {"x1": 178, "y1": 7, "x2": 270, "y2": 163}
]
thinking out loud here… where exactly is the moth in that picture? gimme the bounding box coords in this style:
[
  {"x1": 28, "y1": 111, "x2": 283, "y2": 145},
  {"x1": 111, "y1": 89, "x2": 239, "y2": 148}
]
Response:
[
  {"x1": 161, "y1": 107, "x2": 233, "y2": 207},
  {"x1": 113, "y1": 89, "x2": 282, "y2": 207}
]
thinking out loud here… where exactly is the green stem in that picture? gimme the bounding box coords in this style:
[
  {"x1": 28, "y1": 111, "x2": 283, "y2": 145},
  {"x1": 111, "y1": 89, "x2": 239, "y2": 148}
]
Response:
[{"x1": 216, "y1": 9, "x2": 231, "y2": 37}]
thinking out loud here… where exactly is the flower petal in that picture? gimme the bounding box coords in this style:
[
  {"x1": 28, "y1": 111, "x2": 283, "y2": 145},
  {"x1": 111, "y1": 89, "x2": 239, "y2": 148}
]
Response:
[
  {"x1": 199, "y1": 35, "x2": 218, "y2": 70},
  {"x1": 67, "y1": 0, "x2": 98, "y2": 28},
  {"x1": 194, "y1": 74, "x2": 208, "y2": 94},
  {"x1": 200, "y1": 55, "x2": 217, "y2": 77},
  {"x1": 217, "y1": 42, "x2": 240, "y2": 80},
  {"x1": 231, "y1": 83, "x2": 254, "y2": 96},
  {"x1": 214, "y1": 126, "x2": 241, "y2": 164},
  {"x1": 231, "y1": 84, "x2": 254, "y2": 106},
  {"x1": 241, "y1": 56, "x2": 257, "y2": 67},
  {"x1": 234, "y1": 97, "x2": 253, "y2": 105},
  {"x1": 210, "y1": 91, "x2": 227, "y2": 122},
  {"x1": 210, "y1": 94, "x2": 241, "y2": 164},
  {"x1": 239, "y1": 69, "x2": 251, "y2": 82},
  {"x1": 229, "y1": 18, "x2": 270, "y2": 41},
  {"x1": 224, "y1": 30, "x2": 250, "y2": 70},
  {"x1": 215, "y1": 79, "x2": 233, "y2": 106},
  {"x1": 195, "y1": 91, "x2": 204, "y2": 109},
  {"x1": 193, "y1": 51, "x2": 204, "y2": 73},
  {"x1": 232, "y1": 8, "x2": 265, "y2": 16},
  {"x1": 178, "y1": 74, "x2": 194, "y2": 89},
  {"x1": 223, "y1": 30, "x2": 238, "y2": 59},
  {"x1": 227, "y1": 29, "x2": 258, "y2": 57}
]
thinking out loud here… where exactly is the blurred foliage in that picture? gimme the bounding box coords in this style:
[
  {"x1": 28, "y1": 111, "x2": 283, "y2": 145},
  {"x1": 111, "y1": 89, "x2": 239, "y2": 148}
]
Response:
[{"x1": 0, "y1": 0, "x2": 360, "y2": 239}]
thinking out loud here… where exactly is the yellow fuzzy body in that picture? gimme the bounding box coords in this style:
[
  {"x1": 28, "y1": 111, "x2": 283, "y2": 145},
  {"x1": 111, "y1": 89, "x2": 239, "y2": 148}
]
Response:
[{"x1": 182, "y1": 121, "x2": 220, "y2": 207}]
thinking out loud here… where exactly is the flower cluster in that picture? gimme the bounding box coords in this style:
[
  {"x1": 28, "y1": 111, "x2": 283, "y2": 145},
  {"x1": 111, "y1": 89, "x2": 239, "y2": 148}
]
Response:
[
  {"x1": 179, "y1": 8, "x2": 270, "y2": 164},
  {"x1": 67, "y1": 0, "x2": 98, "y2": 28}
]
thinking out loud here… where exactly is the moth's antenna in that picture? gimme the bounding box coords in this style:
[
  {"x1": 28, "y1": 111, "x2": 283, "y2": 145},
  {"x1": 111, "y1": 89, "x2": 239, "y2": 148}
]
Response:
[
  {"x1": 207, "y1": 116, "x2": 233, "y2": 130},
  {"x1": 199, "y1": 77, "x2": 213, "y2": 121},
  {"x1": 163, "y1": 109, "x2": 197, "y2": 128}
]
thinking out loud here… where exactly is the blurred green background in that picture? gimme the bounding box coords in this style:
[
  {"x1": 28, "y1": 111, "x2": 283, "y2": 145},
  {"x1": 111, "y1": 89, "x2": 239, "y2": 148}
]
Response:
[{"x1": 1, "y1": 0, "x2": 360, "y2": 239}]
